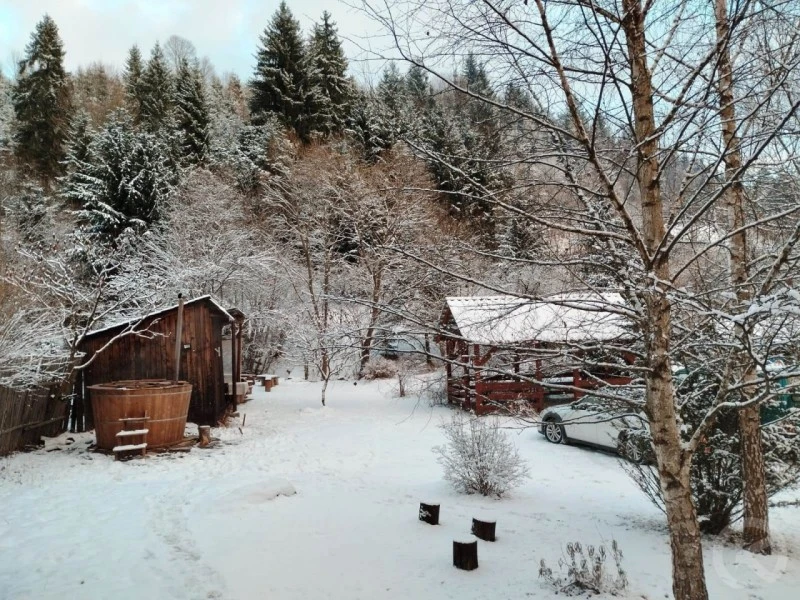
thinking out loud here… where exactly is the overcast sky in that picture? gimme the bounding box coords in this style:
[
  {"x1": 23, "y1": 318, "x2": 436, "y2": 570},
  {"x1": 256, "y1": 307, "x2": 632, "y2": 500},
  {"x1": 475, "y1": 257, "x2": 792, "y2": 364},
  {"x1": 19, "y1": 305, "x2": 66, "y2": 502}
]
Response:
[{"x1": 0, "y1": 0, "x2": 388, "y2": 81}]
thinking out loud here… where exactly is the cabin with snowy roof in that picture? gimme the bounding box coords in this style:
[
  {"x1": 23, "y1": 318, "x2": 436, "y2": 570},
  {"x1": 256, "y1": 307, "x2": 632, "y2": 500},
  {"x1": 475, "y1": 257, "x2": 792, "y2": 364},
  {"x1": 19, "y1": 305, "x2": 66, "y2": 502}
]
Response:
[
  {"x1": 75, "y1": 295, "x2": 245, "y2": 427},
  {"x1": 438, "y1": 293, "x2": 635, "y2": 414}
]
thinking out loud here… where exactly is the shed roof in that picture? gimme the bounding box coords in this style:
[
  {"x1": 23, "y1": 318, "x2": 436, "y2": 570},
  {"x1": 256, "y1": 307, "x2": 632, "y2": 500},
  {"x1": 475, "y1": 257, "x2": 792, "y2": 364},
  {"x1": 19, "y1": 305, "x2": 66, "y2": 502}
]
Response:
[
  {"x1": 443, "y1": 293, "x2": 630, "y2": 345},
  {"x1": 82, "y1": 295, "x2": 235, "y2": 340}
]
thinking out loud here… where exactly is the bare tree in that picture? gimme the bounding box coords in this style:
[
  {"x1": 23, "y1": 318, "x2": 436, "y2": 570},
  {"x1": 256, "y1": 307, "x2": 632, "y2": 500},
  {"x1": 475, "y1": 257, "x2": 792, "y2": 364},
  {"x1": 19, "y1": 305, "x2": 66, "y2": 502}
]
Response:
[
  {"x1": 164, "y1": 35, "x2": 197, "y2": 72},
  {"x1": 355, "y1": 2, "x2": 800, "y2": 599}
]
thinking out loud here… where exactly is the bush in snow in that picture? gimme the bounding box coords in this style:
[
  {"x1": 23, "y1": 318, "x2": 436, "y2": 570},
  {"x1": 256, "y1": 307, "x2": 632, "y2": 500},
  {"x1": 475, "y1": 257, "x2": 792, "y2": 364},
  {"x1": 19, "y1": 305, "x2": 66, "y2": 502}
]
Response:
[
  {"x1": 404, "y1": 369, "x2": 448, "y2": 406},
  {"x1": 434, "y1": 413, "x2": 529, "y2": 497},
  {"x1": 361, "y1": 357, "x2": 398, "y2": 380},
  {"x1": 620, "y1": 369, "x2": 800, "y2": 534},
  {"x1": 539, "y1": 540, "x2": 628, "y2": 596}
]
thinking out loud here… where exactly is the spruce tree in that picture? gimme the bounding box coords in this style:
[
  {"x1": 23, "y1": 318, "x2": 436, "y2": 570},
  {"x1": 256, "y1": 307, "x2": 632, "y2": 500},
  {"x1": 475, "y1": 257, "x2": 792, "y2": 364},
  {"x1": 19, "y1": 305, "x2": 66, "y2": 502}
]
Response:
[
  {"x1": 175, "y1": 57, "x2": 210, "y2": 164},
  {"x1": 307, "y1": 11, "x2": 350, "y2": 135},
  {"x1": 140, "y1": 42, "x2": 175, "y2": 132},
  {"x1": 123, "y1": 45, "x2": 146, "y2": 123},
  {"x1": 405, "y1": 65, "x2": 433, "y2": 110},
  {"x1": 12, "y1": 14, "x2": 72, "y2": 183},
  {"x1": 62, "y1": 111, "x2": 92, "y2": 175},
  {"x1": 377, "y1": 62, "x2": 406, "y2": 128},
  {"x1": 250, "y1": 2, "x2": 308, "y2": 139},
  {"x1": 62, "y1": 110, "x2": 178, "y2": 243},
  {"x1": 347, "y1": 90, "x2": 393, "y2": 162}
]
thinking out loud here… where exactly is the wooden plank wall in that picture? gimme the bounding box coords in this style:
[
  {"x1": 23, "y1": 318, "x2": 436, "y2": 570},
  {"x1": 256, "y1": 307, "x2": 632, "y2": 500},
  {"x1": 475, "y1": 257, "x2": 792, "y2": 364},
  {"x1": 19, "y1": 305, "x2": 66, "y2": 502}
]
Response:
[
  {"x1": 77, "y1": 301, "x2": 229, "y2": 426},
  {"x1": 0, "y1": 384, "x2": 68, "y2": 456}
]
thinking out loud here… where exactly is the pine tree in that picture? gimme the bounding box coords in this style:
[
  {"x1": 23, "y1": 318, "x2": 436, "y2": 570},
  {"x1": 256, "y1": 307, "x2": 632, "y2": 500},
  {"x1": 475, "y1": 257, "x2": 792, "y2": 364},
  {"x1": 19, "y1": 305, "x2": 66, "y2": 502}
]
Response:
[
  {"x1": 123, "y1": 45, "x2": 146, "y2": 122},
  {"x1": 462, "y1": 53, "x2": 497, "y2": 128},
  {"x1": 175, "y1": 57, "x2": 210, "y2": 164},
  {"x1": 250, "y1": 2, "x2": 308, "y2": 138},
  {"x1": 62, "y1": 110, "x2": 178, "y2": 243},
  {"x1": 405, "y1": 65, "x2": 433, "y2": 110},
  {"x1": 62, "y1": 111, "x2": 92, "y2": 176},
  {"x1": 208, "y1": 78, "x2": 243, "y2": 164},
  {"x1": 307, "y1": 11, "x2": 350, "y2": 135},
  {"x1": 377, "y1": 62, "x2": 407, "y2": 137},
  {"x1": 346, "y1": 90, "x2": 393, "y2": 162},
  {"x1": 139, "y1": 42, "x2": 175, "y2": 132},
  {"x1": 12, "y1": 14, "x2": 72, "y2": 183}
]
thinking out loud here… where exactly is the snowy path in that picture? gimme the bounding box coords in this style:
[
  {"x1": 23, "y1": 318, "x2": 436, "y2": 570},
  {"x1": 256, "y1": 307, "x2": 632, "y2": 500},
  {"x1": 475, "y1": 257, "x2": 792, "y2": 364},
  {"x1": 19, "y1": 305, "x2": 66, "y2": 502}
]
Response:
[{"x1": 1, "y1": 378, "x2": 799, "y2": 599}]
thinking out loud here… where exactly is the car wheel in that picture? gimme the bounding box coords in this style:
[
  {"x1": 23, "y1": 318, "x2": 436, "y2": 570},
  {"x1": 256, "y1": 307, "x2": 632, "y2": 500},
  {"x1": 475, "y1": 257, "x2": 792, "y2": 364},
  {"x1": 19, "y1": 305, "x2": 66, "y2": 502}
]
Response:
[
  {"x1": 624, "y1": 439, "x2": 643, "y2": 463},
  {"x1": 543, "y1": 420, "x2": 566, "y2": 444}
]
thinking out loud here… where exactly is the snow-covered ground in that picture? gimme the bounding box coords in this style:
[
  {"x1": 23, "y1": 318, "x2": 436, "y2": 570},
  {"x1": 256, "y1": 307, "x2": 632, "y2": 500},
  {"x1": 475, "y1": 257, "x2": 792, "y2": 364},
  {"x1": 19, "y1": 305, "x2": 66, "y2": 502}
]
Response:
[{"x1": 1, "y1": 377, "x2": 798, "y2": 600}]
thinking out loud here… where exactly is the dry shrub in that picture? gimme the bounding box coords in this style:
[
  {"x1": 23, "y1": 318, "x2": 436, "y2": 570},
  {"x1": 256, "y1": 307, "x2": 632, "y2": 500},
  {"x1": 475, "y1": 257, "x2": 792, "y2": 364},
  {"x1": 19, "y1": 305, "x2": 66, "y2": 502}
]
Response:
[
  {"x1": 434, "y1": 413, "x2": 529, "y2": 497},
  {"x1": 361, "y1": 357, "x2": 398, "y2": 380}
]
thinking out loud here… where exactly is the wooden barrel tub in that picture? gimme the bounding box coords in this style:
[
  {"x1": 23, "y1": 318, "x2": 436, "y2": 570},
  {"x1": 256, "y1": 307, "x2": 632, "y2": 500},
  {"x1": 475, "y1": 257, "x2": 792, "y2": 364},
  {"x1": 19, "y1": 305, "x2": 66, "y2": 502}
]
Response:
[{"x1": 88, "y1": 380, "x2": 193, "y2": 450}]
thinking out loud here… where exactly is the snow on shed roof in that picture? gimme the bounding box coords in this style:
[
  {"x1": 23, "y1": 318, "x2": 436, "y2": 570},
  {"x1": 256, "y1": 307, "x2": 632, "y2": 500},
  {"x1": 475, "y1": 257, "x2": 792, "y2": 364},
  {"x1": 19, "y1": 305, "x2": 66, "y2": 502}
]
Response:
[
  {"x1": 444, "y1": 293, "x2": 630, "y2": 345},
  {"x1": 83, "y1": 295, "x2": 235, "y2": 340}
]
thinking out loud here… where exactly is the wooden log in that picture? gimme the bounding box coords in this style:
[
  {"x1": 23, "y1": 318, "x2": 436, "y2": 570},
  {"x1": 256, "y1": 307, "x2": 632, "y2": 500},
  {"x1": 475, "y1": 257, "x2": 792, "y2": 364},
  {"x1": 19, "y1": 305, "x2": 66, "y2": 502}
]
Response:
[
  {"x1": 471, "y1": 518, "x2": 496, "y2": 542},
  {"x1": 419, "y1": 502, "x2": 440, "y2": 525},
  {"x1": 453, "y1": 540, "x2": 478, "y2": 571},
  {"x1": 198, "y1": 425, "x2": 211, "y2": 447}
]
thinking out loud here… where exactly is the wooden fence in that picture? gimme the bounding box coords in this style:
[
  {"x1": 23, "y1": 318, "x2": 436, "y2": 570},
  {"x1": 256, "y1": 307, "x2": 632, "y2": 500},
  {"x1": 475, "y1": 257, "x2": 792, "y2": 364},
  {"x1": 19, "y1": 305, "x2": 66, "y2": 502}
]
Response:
[{"x1": 0, "y1": 384, "x2": 69, "y2": 456}]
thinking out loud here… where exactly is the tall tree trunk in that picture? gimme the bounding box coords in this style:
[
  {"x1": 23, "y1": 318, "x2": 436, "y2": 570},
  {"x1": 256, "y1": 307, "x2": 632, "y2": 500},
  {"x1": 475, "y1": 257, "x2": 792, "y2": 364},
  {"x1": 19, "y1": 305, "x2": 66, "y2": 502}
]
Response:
[
  {"x1": 621, "y1": 1, "x2": 709, "y2": 597},
  {"x1": 714, "y1": 0, "x2": 771, "y2": 555},
  {"x1": 359, "y1": 271, "x2": 383, "y2": 377},
  {"x1": 646, "y1": 299, "x2": 708, "y2": 600}
]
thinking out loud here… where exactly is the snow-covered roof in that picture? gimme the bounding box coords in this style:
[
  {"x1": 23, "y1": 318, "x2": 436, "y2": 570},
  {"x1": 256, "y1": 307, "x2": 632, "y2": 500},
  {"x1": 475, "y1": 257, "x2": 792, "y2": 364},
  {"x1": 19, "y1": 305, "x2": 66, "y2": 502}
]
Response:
[
  {"x1": 83, "y1": 295, "x2": 235, "y2": 339},
  {"x1": 443, "y1": 293, "x2": 630, "y2": 345}
]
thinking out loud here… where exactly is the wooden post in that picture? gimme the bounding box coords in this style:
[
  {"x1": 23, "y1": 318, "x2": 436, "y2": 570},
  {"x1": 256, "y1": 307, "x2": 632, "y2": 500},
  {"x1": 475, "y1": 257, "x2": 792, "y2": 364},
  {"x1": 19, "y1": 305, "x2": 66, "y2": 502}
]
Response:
[
  {"x1": 471, "y1": 518, "x2": 496, "y2": 542},
  {"x1": 174, "y1": 294, "x2": 184, "y2": 383},
  {"x1": 473, "y1": 344, "x2": 483, "y2": 415},
  {"x1": 198, "y1": 425, "x2": 211, "y2": 447},
  {"x1": 419, "y1": 502, "x2": 440, "y2": 525},
  {"x1": 230, "y1": 322, "x2": 237, "y2": 405},
  {"x1": 453, "y1": 540, "x2": 478, "y2": 571},
  {"x1": 235, "y1": 318, "x2": 244, "y2": 385}
]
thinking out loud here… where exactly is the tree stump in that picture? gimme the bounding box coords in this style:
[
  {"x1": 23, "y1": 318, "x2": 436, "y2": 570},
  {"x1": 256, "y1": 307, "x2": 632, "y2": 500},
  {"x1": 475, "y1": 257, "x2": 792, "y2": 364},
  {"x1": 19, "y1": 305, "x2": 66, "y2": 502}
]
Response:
[
  {"x1": 198, "y1": 425, "x2": 211, "y2": 448},
  {"x1": 471, "y1": 518, "x2": 496, "y2": 542},
  {"x1": 453, "y1": 540, "x2": 478, "y2": 571},
  {"x1": 419, "y1": 502, "x2": 440, "y2": 525}
]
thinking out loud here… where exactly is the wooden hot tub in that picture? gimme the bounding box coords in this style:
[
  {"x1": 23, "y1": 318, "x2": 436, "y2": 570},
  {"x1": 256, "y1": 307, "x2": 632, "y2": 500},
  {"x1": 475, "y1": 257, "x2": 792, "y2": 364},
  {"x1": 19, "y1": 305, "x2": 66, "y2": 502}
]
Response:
[{"x1": 89, "y1": 380, "x2": 193, "y2": 450}]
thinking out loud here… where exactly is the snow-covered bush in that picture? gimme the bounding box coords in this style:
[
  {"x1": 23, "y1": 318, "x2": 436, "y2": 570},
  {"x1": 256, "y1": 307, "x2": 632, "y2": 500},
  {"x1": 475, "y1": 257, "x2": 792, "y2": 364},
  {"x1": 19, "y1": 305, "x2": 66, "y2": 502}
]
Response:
[
  {"x1": 434, "y1": 414, "x2": 529, "y2": 497},
  {"x1": 361, "y1": 357, "x2": 398, "y2": 380},
  {"x1": 539, "y1": 540, "x2": 628, "y2": 596},
  {"x1": 406, "y1": 369, "x2": 448, "y2": 405},
  {"x1": 620, "y1": 369, "x2": 800, "y2": 534}
]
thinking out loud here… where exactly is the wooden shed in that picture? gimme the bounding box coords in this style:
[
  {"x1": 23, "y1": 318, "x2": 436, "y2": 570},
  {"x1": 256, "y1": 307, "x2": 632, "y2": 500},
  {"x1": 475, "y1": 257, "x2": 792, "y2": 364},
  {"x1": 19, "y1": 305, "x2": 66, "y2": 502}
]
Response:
[
  {"x1": 75, "y1": 295, "x2": 245, "y2": 427},
  {"x1": 439, "y1": 293, "x2": 635, "y2": 415}
]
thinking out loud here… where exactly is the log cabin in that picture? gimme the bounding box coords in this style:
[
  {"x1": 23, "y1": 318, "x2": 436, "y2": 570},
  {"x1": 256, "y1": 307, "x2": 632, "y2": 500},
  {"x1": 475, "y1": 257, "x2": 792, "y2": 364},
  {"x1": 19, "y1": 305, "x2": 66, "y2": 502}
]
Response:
[
  {"x1": 438, "y1": 293, "x2": 635, "y2": 415},
  {"x1": 75, "y1": 295, "x2": 245, "y2": 427}
]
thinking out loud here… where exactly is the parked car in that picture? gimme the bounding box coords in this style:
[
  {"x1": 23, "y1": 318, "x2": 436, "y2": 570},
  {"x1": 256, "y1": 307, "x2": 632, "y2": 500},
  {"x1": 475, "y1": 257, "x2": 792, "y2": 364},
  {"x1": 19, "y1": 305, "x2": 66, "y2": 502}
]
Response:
[{"x1": 539, "y1": 394, "x2": 650, "y2": 461}]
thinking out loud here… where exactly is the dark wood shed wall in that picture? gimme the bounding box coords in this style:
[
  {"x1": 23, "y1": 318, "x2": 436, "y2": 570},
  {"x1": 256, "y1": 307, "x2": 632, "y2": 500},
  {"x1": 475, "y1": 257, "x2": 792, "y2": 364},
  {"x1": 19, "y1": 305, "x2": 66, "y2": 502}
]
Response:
[{"x1": 78, "y1": 301, "x2": 230, "y2": 425}]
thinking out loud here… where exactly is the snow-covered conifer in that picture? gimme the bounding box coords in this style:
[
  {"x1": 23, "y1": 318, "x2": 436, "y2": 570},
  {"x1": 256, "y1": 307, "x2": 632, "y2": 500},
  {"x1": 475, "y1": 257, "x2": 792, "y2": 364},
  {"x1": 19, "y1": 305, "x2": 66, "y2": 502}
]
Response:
[
  {"x1": 139, "y1": 42, "x2": 175, "y2": 132},
  {"x1": 62, "y1": 110, "x2": 178, "y2": 243},
  {"x1": 12, "y1": 14, "x2": 72, "y2": 182},
  {"x1": 250, "y1": 2, "x2": 308, "y2": 138},
  {"x1": 306, "y1": 11, "x2": 351, "y2": 135},
  {"x1": 123, "y1": 45, "x2": 146, "y2": 122},
  {"x1": 175, "y1": 57, "x2": 210, "y2": 164}
]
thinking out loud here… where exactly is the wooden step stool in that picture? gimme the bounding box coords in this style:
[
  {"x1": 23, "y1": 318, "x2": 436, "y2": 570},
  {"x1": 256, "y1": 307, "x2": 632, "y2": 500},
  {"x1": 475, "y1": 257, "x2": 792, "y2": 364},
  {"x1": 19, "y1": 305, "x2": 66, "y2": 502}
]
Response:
[{"x1": 113, "y1": 416, "x2": 149, "y2": 461}]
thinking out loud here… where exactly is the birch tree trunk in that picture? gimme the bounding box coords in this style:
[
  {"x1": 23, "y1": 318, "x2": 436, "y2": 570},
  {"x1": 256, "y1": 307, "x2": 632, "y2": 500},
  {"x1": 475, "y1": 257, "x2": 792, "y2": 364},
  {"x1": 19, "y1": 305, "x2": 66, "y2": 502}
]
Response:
[
  {"x1": 621, "y1": 0, "x2": 709, "y2": 596},
  {"x1": 714, "y1": 0, "x2": 771, "y2": 555}
]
